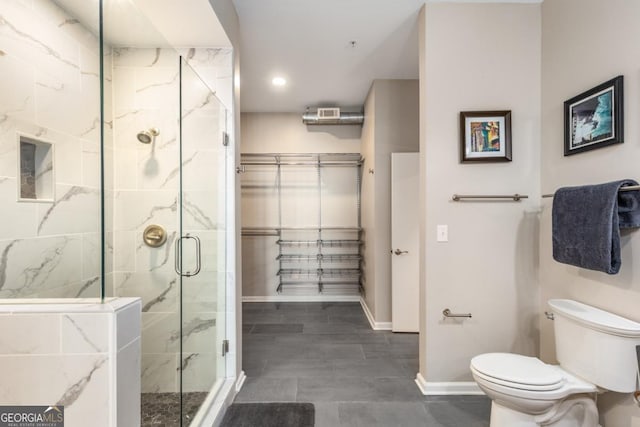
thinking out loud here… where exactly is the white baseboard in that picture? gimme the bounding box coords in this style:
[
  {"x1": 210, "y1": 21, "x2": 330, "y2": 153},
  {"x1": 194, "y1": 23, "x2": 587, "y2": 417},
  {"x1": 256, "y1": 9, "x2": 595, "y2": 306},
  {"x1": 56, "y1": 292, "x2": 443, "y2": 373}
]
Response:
[
  {"x1": 235, "y1": 370, "x2": 246, "y2": 392},
  {"x1": 415, "y1": 373, "x2": 429, "y2": 394},
  {"x1": 415, "y1": 373, "x2": 483, "y2": 395},
  {"x1": 242, "y1": 295, "x2": 361, "y2": 303},
  {"x1": 196, "y1": 377, "x2": 235, "y2": 427},
  {"x1": 359, "y1": 298, "x2": 392, "y2": 330},
  {"x1": 195, "y1": 371, "x2": 249, "y2": 427}
]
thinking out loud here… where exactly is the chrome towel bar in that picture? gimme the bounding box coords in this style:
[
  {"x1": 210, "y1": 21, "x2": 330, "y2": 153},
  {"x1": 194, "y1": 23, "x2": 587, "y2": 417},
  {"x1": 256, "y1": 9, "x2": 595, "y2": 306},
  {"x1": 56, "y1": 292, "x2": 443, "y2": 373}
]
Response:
[
  {"x1": 452, "y1": 194, "x2": 528, "y2": 202},
  {"x1": 443, "y1": 308, "x2": 472, "y2": 318}
]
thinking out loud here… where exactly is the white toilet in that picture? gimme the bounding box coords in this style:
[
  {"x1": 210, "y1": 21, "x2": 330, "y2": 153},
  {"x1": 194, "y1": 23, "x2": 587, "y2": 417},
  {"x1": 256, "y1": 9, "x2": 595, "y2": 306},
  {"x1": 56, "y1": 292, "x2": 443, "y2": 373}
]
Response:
[{"x1": 471, "y1": 299, "x2": 640, "y2": 427}]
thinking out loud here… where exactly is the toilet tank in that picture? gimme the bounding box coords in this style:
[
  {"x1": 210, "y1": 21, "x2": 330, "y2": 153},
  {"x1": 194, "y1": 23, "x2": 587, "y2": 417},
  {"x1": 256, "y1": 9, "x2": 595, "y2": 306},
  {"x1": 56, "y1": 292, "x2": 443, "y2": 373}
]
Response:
[{"x1": 549, "y1": 299, "x2": 640, "y2": 393}]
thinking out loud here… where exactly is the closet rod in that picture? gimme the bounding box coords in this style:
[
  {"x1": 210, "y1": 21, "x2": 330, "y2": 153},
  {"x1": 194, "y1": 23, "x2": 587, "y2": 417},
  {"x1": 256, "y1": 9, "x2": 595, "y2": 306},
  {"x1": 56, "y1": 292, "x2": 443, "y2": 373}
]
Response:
[
  {"x1": 241, "y1": 227, "x2": 279, "y2": 237},
  {"x1": 278, "y1": 226, "x2": 361, "y2": 231},
  {"x1": 241, "y1": 152, "x2": 362, "y2": 157},
  {"x1": 241, "y1": 161, "x2": 362, "y2": 167},
  {"x1": 542, "y1": 185, "x2": 640, "y2": 198},
  {"x1": 452, "y1": 194, "x2": 528, "y2": 202},
  {"x1": 241, "y1": 226, "x2": 361, "y2": 231},
  {"x1": 242, "y1": 231, "x2": 279, "y2": 236}
]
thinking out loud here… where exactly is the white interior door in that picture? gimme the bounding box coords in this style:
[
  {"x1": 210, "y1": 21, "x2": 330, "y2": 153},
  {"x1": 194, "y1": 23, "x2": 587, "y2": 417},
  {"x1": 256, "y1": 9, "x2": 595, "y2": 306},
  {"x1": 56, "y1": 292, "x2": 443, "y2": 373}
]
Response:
[{"x1": 391, "y1": 153, "x2": 419, "y2": 332}]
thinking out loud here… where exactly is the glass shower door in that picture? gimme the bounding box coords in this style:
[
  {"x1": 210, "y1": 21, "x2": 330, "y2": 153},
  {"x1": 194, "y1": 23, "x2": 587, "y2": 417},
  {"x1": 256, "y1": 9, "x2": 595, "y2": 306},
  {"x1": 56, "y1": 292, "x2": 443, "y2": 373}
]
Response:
[{"x1": 178, "y1": 58, "x2": 228, "y2": 424}]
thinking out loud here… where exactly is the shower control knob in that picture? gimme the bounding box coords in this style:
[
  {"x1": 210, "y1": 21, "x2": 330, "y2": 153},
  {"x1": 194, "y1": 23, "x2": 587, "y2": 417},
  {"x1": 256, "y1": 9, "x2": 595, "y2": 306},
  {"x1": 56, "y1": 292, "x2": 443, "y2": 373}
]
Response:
[{"x1": 143, "y1": 224, "x2": 167, "y2": 248}]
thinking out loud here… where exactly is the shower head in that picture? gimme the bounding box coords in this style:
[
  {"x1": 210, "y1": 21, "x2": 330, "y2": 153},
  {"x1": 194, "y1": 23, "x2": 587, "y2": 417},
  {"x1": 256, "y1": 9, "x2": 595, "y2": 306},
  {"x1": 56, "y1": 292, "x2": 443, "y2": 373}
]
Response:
[{"x1": 137, "y1": 128, "x2": 159, "y2": 144}]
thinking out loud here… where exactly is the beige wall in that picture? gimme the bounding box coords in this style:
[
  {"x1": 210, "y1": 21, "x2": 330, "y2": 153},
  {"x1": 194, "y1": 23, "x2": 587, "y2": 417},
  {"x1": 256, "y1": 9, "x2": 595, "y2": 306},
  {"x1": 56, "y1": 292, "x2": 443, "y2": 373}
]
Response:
[
  {"x1": 418, "y1": 4, "x2": 428, "y2": 390},
  {"x1": 361, "y1": 80, "x2": 420, "y2": 323},
  {"x1": 361, "y1": 87, "x2": 377, "y2": 317},
  {"x1": 540, "y1": 1, "x2": 640, "y2": 424},
  {"x1": 374, "y1": 80, "x2": 420, "y2": 323},
  {"x1": 361, "y1": 80, "x2": 419, "y2": 322},
  {"x1": 241, "y1": 113, "x2": 361, "y2": 154},
  {"x1": 420, "y1": 3, "x2": 541, "y2": 384}
]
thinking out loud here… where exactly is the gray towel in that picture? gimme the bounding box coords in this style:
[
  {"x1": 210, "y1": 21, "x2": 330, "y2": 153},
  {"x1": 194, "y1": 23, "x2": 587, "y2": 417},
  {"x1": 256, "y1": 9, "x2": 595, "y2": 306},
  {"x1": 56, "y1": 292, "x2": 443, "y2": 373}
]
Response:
[{"x1": 552, "y1": 179, "x2": 640, "y2": 274}]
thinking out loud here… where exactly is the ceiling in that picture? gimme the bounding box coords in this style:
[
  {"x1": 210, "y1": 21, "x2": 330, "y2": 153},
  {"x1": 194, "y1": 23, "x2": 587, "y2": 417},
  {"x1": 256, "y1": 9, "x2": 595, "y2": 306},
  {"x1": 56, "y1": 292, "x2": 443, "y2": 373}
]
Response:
[
  {"x1": 232, "y1": 0, "x2": 425, "y2": 113},
  {"x1": 132, "y1": 0, "x2": 230, "y2": 48},
  {"x1": 54, "y1": 0, "x2": 230, "y2": 48}
]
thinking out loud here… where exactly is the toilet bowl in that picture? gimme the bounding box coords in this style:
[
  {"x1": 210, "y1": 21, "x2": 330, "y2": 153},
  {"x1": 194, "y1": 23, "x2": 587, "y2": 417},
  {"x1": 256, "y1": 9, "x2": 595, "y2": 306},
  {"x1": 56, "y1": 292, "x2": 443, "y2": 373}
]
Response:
[
  {"x1": 471, "y1": 353, "x2": 599, "y2": 426},
  {"x1": 471, "y1": 299, "x2": 640, "y2": 427}
]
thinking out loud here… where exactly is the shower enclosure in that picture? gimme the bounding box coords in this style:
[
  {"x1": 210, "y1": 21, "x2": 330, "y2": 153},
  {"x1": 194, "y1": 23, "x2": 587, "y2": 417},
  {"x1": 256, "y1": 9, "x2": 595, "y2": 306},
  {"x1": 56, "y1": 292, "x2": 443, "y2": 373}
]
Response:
[{"x1": 0, "y1": 0, "x2": 232, "y2": 425}]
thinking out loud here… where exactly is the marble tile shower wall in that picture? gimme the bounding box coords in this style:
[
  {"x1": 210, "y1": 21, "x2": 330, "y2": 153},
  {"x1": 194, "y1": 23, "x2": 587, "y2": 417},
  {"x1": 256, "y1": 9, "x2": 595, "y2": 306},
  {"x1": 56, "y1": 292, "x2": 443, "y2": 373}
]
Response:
[
  {"x1": 178, "y1": 47, "x2": 233, "y2": 111},
  {"x1": 0, "y1": 298, "x2": 142, "y2": 427},
  {"x1": 0, "y1": 0, "x2": 103, "y2": 299},
  {"x1": 109, "y1": 47, "x2": 231, "y2": 393}
]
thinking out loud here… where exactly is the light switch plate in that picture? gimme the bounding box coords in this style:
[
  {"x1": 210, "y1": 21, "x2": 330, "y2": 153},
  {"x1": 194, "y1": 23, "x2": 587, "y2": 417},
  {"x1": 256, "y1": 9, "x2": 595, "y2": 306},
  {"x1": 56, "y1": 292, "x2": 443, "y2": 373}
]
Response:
[{"x1": 437, "y1": 225, "x2": 448, "y2": 242}]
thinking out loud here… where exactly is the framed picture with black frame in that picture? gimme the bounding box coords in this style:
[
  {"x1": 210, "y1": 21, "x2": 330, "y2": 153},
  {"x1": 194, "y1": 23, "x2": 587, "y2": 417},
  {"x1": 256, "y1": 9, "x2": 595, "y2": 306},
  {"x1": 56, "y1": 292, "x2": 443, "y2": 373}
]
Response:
[
  {"x1": 460, "y1": 110, "x2": 512, "y2": 163},
  {"x1": 564, "y1": 75, "x2": 624, "y2": 156}
]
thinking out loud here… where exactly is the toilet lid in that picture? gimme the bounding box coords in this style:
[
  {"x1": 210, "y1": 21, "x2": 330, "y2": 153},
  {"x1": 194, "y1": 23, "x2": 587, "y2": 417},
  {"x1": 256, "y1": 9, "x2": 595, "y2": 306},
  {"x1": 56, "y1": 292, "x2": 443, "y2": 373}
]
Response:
[{"x1": 471, "y1": 353, "x2": 564, "y2": 390}]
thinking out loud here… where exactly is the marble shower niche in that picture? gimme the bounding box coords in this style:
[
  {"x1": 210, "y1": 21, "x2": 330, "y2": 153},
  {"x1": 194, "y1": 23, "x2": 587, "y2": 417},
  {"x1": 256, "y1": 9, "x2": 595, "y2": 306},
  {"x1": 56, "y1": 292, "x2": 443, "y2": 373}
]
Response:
[{"x1": 19, "y1": 135, "x2": 54, "y2": 201}]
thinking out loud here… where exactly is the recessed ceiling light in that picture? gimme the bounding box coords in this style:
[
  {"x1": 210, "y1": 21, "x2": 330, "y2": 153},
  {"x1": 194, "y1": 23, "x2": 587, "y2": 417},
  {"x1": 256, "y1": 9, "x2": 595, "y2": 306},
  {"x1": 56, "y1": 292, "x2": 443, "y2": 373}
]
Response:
[{"x1": 272, "y1": 77, "x2": 287, "y2": 86}]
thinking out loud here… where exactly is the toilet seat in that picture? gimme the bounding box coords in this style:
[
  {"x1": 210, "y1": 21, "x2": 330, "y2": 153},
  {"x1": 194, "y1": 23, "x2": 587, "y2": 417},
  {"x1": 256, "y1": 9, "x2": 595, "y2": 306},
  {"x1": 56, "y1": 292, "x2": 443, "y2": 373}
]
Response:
[
  {"x1": 471, "y1": 353, "x2": 564, "y2": 391},
  {"x1": 470, "y1": 353, "x2": 597, "y2": 401}
]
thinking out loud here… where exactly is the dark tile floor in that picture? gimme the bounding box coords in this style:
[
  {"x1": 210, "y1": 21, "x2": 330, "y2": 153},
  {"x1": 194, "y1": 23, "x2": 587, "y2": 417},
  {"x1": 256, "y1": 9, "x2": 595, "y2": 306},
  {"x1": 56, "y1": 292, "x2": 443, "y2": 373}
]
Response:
[{"x1": 238, "y1": 301, "x2": 491, "y2": 427}]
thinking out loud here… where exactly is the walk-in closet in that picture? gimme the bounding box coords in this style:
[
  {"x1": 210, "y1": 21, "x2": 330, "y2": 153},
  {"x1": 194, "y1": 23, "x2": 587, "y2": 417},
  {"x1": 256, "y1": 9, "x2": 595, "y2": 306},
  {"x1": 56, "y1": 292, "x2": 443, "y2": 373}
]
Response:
[{"x1": 241, "y1": 152, "x2": 363, "y2": 297}]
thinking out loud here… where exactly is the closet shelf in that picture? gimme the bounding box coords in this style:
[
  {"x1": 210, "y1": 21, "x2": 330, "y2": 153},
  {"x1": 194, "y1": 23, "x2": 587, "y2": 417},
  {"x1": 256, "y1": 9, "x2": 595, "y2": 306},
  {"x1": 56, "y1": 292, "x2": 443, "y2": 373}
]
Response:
[
  {"x1": 276, "y1": 239, "x2": 363, "y2": 247},
  {"x1": 277, "y1": 269, "x2": 316, "y2": 276},
  {"x1": 240, "y1": 152, "x2": 363, "y2": 167},
  {"x1": 319, "y1": 281, "x2": 361, "y2": 288},
  {"x1": 278, "y1": 280, "x2": 362, "y2": 284},
  {"x1": 322, "y1": 269, "x2": 361, "y2": 277},
  {"x1": 241, "y1": 227, "x2": 361, "y2": 236},
  {"x1": 277, "y1": 280, "x2": 363, "y2": 293},
  {"x1": 277, "y1": 254, "x2": 362, "y2": 262},
  {"x1": 277, "y1": 268, "x2": 361, "y2": 277}
]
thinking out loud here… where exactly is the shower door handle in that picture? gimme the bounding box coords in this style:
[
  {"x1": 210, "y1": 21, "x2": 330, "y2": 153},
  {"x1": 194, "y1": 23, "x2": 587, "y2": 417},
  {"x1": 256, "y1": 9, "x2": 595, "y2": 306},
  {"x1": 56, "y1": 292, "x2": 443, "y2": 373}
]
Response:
[{"x1": 174, "y1": 234, "x2": 202, "y2": 277}]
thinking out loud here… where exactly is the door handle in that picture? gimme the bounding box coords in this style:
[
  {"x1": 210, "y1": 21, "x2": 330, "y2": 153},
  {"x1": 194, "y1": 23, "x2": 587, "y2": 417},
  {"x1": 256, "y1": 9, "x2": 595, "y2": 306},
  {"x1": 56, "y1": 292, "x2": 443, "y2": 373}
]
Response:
[
  {"x1": 394, "y1": 249, "x2": 409, "y2": 256},
  {"x1": 174, "y1": 234, "x2": 202, "y2": 277}
]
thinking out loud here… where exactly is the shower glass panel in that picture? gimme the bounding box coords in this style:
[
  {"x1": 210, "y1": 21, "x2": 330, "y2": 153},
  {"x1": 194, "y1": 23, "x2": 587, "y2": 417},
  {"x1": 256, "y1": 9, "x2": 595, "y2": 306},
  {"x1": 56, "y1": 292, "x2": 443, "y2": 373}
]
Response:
[
  {"x1": 102, "y1": 1, "x2": 228, "y2": 424},
  {"x1": 0, "y1": 0, "x2": 230, "y2": 423},
  {"x1": 0, "y1": 0, "x2": 103, "y2": 300},
  {"x1": 102, "y1": 1, "x2": 184, "y2": 423},
  {"x1": 178, "y1": 58, "x2": 228, "y2": 424}
]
